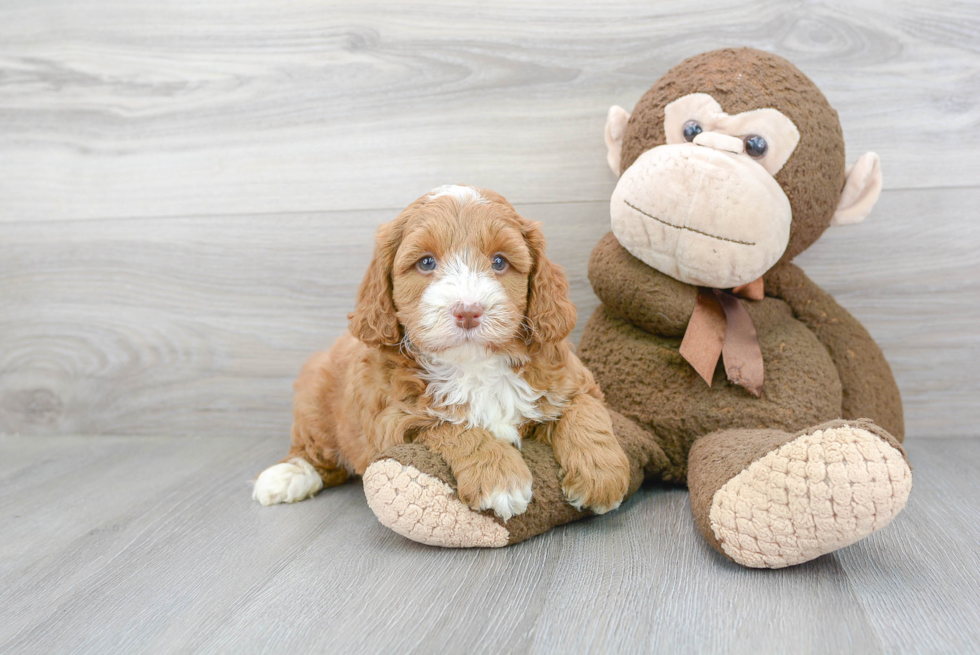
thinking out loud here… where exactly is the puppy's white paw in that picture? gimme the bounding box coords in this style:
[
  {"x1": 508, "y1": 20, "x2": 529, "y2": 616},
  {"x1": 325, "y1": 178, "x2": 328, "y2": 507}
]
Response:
[
  {"x1": 478, "y1": 480, "x2": 532, "y2": 521},
  {"x1": 253, "y1": 458, "x2": 324, "y2": 506}
]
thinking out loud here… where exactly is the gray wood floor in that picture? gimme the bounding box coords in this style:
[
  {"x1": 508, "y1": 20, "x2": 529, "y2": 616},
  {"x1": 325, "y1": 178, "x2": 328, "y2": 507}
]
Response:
[
  {"x1": 3, "y1": 1, "x2": 980, "y2": 653},
  {"x1": 1, "y1": 434, "x2": 978, "y2": 654}
]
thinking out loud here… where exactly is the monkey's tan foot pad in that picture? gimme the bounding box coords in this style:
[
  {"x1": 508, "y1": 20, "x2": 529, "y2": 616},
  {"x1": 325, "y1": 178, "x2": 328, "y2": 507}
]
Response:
[
  {"x1": 363, "y1": 458, "x2": 510, "y2": 548},
  {"x1": 709, "y1": 424, "x2": 912, "y2": 569}
]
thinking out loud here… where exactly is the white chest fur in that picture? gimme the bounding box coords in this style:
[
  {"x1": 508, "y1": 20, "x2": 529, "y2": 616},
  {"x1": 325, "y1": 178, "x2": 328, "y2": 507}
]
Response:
[{"x1": 419, "y1": 348, "x2": 548, "y2": 447}]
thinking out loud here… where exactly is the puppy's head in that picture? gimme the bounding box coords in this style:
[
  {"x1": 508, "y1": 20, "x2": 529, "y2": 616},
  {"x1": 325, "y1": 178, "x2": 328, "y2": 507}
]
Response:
[{"x1": 348, "y1": 185, "x2": 575, "y2": 355}]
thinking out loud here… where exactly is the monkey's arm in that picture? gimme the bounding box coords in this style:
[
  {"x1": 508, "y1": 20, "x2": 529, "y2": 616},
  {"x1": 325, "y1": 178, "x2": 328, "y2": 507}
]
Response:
[
  {"x1": 764, "y1": 262, "x2": 904, "y2": 440},
  {"x1": 588, "y1": 232, "x2": 698, "y2": 337}
]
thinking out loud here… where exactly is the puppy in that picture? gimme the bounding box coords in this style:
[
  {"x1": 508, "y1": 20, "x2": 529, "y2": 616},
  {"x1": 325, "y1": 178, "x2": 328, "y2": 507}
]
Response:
[{"x1": 253, "y1": 185, "x2": 630, "y2": 520}]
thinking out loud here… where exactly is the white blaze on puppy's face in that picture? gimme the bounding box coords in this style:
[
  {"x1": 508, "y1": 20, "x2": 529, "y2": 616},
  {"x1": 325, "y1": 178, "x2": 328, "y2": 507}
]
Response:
[{"x1": 416, "y1": 253, "x2": 514, "y2": 350}]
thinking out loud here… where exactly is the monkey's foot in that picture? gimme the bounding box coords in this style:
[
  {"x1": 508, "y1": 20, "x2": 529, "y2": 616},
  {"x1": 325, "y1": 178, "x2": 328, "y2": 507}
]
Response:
[
  {"x1": 363, "y1": 456, "x2": 508, "y2": 547},
  {"x1": 691, "y1": 419, "x2": 912, "y2": 569}
]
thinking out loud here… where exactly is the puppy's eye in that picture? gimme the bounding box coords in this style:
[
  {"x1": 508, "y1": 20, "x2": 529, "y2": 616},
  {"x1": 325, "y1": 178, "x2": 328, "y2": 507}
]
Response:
[
  {"x1": 417, "y1": 255, "x2": 437, "y2": 272},
  {"x1": 683, "y1": 120, "x2": 703, "y2": 142},
  {"x1": 491, "y1": 254, "x2": 508, "y2": 272},
  {"x1": 744, "y1": 135, "x2": 768, "y2": 158}
]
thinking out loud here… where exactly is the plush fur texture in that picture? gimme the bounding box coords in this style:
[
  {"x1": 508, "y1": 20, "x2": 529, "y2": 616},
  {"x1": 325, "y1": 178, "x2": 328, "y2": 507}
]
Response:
[
  {"x1": 255, "y1": 185, "x2": 630, "y2": 520},
  {"x1": 361, "y1": 49, "x2": 911, "y2": 569}
]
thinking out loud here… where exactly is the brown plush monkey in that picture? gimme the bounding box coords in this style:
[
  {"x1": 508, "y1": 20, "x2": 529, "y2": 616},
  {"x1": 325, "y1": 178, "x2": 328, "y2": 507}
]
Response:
[{"x1": 361, "y1": 48, "x2": 912, "y2": 568}]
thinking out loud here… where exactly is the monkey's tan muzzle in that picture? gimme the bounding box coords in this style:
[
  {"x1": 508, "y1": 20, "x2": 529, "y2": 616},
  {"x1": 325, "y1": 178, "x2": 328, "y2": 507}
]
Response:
[{"x1": 610, "y1": 143, "x2": 791, "y2": 289}]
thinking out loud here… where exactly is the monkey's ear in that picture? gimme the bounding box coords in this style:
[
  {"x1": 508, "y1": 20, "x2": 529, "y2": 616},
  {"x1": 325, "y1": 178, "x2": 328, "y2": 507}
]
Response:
[
  {"x1": 831, "y1": 152, "x2": 883, "y2": 226},
  {"x1": 604, "y1": 105, "x2": 631, "y2": 176}
]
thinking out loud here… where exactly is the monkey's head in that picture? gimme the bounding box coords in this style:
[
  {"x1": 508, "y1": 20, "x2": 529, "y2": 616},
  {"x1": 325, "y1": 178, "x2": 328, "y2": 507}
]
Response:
[{"x1": 604, "y1": 48, "x2": 882, "y2": 289}]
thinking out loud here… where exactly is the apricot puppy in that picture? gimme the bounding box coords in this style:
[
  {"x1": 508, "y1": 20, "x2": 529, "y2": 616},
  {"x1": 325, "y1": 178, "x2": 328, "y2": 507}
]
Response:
[{"x1": 253, "y1": 185, "x2": 630, "y2": 520}]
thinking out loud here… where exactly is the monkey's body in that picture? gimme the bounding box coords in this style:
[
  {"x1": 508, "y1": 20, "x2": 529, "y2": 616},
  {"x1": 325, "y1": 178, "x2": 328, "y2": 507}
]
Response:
[
  {"x1": 358, "y1": 48, "x2": 913, "y2": 568},
  {"x1": 583, "y1": 245, "x2": 842, "y2": 479},
  {"x1": 580, "y1": 233, "x2": 905, "y2": 481}
]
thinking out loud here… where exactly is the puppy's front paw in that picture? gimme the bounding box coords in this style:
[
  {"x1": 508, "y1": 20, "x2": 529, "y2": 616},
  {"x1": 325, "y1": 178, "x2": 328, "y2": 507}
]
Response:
[
  {"x1": 455, "y1": 449, "x2": 533, "y2": 521},
  {"x1": 560, "y1": 442, "x2": 630, "y2": 514},
  {"x1": 479, "y1": 480, "x2": 533, "y2": 521}
]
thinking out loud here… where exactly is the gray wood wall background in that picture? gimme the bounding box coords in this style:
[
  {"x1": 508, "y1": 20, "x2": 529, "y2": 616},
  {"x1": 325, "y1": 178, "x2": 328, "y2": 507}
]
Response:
[{"x1": 1, "y1": 0, "x2": 978, "y2": 440}]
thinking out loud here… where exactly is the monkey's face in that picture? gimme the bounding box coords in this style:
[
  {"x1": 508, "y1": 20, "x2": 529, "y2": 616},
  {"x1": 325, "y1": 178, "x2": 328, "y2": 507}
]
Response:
[{"x1": 610, "y1": 93, "x2": 801, "y2": 289}]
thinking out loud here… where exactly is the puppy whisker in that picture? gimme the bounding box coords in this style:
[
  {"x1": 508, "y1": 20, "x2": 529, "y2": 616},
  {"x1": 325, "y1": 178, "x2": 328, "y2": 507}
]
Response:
[{"x1": 399, "y1": 334, "x2": 419, "y2": 359}]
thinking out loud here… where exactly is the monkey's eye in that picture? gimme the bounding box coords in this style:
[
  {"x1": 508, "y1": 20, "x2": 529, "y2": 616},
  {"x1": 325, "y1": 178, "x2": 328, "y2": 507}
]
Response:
[
  {"x1": 491, "y1": 254, "x2": 508, "y2": 272},
  {"x1": 683, "y1": 120, "x2": 703, "y2": 142},
  {"x1": 417, "y1": 255, "x2": 437, "y2": 272},
  {"x1": 744, "y1": 135, "x2": 768, "y2": 158}
]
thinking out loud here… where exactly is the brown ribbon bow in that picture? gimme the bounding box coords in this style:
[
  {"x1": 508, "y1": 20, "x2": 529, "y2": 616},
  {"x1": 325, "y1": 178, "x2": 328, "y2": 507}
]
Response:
[{"x1": 678, "y1": 277, "x2": 765, "y2": 397}]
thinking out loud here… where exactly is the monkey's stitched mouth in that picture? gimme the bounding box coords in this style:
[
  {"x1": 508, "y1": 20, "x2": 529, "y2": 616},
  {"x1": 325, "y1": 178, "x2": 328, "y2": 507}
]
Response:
[{"x1": 623, "y1": 201, "x2": 756, "y2": 246}]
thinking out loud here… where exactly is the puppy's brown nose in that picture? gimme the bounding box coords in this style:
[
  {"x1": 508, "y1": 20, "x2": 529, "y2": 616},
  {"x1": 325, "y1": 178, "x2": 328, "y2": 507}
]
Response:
[{"x1": 451, "y1": 302, "x2": 484, "y2": 330}]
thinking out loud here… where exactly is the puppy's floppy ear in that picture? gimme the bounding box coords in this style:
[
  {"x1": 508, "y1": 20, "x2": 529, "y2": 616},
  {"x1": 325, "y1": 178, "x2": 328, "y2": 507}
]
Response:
[
  {"x1": 348, "y1": 219, "x2": 403, "y2": 347},
  {"x1": 522, "y1": 220, "x2": 576, "y2": 344}
]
